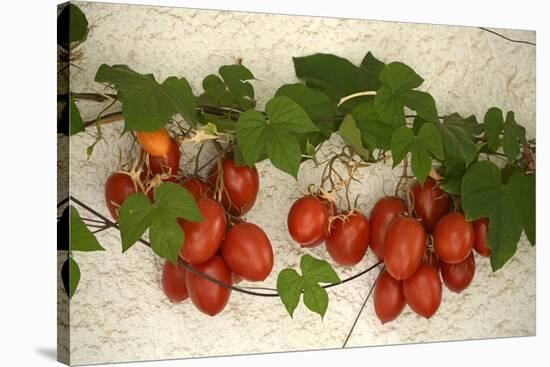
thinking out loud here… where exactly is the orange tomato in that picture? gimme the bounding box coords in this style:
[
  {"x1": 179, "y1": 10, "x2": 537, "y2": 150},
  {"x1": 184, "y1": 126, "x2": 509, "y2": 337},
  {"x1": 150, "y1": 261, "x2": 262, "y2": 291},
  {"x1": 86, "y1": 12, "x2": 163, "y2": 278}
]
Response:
[{"x1": 136, "y1": 128, "x2": 171, "y2": 157}]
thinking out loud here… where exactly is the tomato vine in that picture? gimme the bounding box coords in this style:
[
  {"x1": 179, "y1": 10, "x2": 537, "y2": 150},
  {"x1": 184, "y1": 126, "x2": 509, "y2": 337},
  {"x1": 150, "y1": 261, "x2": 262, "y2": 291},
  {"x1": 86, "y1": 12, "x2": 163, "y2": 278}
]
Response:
[{"x1": 58, "y1": 4, "x2": 535, "y2": 319}]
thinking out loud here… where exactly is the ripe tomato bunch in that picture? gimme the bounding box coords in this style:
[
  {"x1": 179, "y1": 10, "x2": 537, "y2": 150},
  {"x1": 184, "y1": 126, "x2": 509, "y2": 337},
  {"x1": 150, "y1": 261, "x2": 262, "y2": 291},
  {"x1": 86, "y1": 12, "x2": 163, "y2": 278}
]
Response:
[
  {"x1": 104, "y1": 128, "x2": 275, "y2": 316},
  {"x1": 287, "y1": 194, "x2": 370, "y2": 267},
  {"x1": 286, "y1": 172, "x2": 492, "y2": 324},
  {"x1": 286, "y1": 151, "x2": 373, "y2": 267},
  {"x1": 373, "y1": 178, "x2": 491, "y2": 323}
]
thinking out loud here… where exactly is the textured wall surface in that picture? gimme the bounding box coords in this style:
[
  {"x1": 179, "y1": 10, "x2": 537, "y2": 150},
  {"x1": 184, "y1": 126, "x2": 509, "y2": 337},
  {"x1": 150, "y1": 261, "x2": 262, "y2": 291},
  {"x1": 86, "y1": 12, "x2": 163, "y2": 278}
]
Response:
[{"x1": 64, "y1": 1, "x2": 536, "y2": 365}]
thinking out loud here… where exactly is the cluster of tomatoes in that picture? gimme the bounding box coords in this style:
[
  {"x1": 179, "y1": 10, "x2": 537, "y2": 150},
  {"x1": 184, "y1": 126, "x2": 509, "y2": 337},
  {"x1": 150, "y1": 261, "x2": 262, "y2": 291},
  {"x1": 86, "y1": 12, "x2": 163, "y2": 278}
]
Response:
[
  {"x1": 287, "y1": 194, "x2": 370, "y2": 266},
  {"x1": 286, "y1": 178, "x2": 491, "y2": 323},
  {"x1": 373, "y1": 178, "x2": 491, "y2": 323},
  {"x1": 103, "y1": 128, "x2": 275, "y2": 316}
]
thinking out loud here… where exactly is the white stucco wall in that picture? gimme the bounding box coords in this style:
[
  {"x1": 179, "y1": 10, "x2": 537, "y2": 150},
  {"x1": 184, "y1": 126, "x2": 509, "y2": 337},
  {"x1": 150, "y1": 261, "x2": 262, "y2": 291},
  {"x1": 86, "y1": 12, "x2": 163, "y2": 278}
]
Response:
[{"x1": 63, "y1": 1, "x2": 536, "y2": 365}]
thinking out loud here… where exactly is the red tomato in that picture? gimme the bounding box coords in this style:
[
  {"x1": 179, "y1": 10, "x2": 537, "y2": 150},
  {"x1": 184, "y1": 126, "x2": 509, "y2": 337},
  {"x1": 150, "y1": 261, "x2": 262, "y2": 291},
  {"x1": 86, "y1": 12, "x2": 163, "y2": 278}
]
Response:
[
  {"x1": 473, "y1": 218, "x2": 491, "y2": 257},
  {"x1": 185, "y1": 256, "x2": 232, "y2": 316},
  {"x1": 209, "y1": 156, "x2": 259, "y2": 216},
  {"x1": 383, "y1": 217, "x2": 426, "y2": 280},
  {"x1": 182, "y1": 177, "x2": 213, "y2": 201},
  {"x1": 142, "y1": 138, "x2": 180, "y2": 177},
  {"x1": 105, "y1": 172, "x2": 139, "y2": 221},
  {"x1": 221, "y1": 223, "x2": 274, "y2": 281},
  {"x1": 162, "y1": 261, "x2": 188, "y2": 302},
  {"x1": 233, "y1": 273, "x2": 243, "y2": 284},
  {"x1": 369, "y1": 197, "x2": 407, "y2": 260},
  {"x1": 326, "y1": 211, "x2": 370, "y2": 266},
  {"x1": 434, "y1": 212, "x2": 474, "y2": 264},
  {"x1": 411, "y1": 178, "x2": 451, "y2": 232},
  {"x1": 287, "y1": 196, "x2": 332, "y2": 247},
  {"x1": 136, "y1": 128, "x2": 171, "y2": 157},
  {"x1": 440, "y1": 252, "x2": 475, "y2": 293},
  {"x1": 374, "y1": 270, "x2": 406, "y2": 324},
  {"x1": 422, "y1": 249, "x2": 440, "y2": 270},
  {"x1": 179, "y1": 198, "x2": 227, "y2": 265},
  {"x1": 402, "y1": 264, "x2": 442, "y2": 319}
]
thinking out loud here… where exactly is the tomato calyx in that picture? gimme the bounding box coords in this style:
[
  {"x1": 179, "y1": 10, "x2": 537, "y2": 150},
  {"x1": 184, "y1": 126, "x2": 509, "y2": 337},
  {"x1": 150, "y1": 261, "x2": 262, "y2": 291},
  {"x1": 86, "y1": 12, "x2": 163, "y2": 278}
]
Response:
[{"x1": 327, "y1": 208, "x2": 359, "y2": 235}]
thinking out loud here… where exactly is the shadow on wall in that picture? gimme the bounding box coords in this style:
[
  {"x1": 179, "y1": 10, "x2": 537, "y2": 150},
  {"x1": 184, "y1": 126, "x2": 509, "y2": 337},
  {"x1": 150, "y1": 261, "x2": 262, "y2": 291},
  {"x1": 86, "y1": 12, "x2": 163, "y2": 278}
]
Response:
[{"x1": 35, "y1": 348, "x2": 57, "y2": 361}]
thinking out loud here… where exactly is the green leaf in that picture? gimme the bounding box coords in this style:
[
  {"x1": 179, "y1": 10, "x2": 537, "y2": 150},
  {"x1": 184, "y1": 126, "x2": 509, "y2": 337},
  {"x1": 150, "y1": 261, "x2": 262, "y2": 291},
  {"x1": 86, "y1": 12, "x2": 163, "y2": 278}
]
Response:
[
  {"x1": 434, "y1": 113, "x2": 482, "y2": 165},
  {"x1": 391, "y1": 124, "x2": 443, "y2": 185},
  {"x1": 57, "y1": 4, "x2": 89, "y2": 50},
  {"x1": 412, "y1": 115, "x2": 426, "y2": 135},
  {"x1": 305, "y1": 139, "x2": 319, "y2": 163},
  {"x1": 117, "y1": 184, "x2": 206, "y2": 262},
  {"x1": 351, "y1": 101, "x2": 394, "y2": 150},
  {"x1": 219, "y1": 64, "x2": 255, "y2": 99},
  {"x1": 266, "y1": 96, "x2": 319, "y2": 134},
  {"x1": 302, "y1": 282, "x2": 329, "y2": 319},
  {"x1": 69, "y1": 257, "x2": 80, "y2": 299},
  {"x1": 154, "y1": 182, "x2": 203, "y2": 222},
  {"x1": 461, "y1": 161, "x2": 535, "y2": 271},
  {"x1": 266, "y1": 129, "x2": 302, "y2": 178},
  {"x1": 162, "y1": 76, "x2": 197, "y2": 126},
  {"x1": 277, "y1": 254, "x2": 339, "y2": 318},
  {"x1": 275, "y1": 84, "x2": 338, "y2": 138},
  {"x1": 119, "y1": 193, "x2": 154, "y2": 252},
  {"x1": 374, "y1": 62, "x2": 431, "y2": 127},
  {"x1": 199, "y1": 65, "x2": 256, "y2": 110},
  {"x1": 401, "y1": 90, "x2": 439, "y2": 123},
  {"x1": 503, "y1": 111, "x2": 525, "y2": 161},
  {"x1": 438, "y1": 157, "x2": 468, "y2": 195},
  {"x1": 70, "y1": 206, "x2": 104, "y2": 252},
  {"x1": 235, "y1": 109, "x2": 269, "y2": 166},
  {"x1": 69, "y1": 96, "x2": 84, "y2": 135},
  {"x1": 373, "y1": 86, "x2": 405, "y2": 127},
  {"x1": 500, "y1": 164, "x2": 520, "y2": 185},
  {"x1": 379, "y1": 62, "x2": 424, "y2": 94},
  {"x1": 359, "y1": 52, "x2": 386, "y2": 91},
  {"x1": 483, "y1": 107, "x2": 504, "y2": 151},
  {"x1": 86, "y1": 140, "x2": 99, "y2": 158},
  {"x1": 62, "y1": 256, "x2": 81, "y2": 299},
  {"x1": 338, "y1": 114, "x2": 371, "y2": 160},
  {"x1": 300, "y1": 254, "x2": 341, "y2": 284},
  {"x1": 236, "y1": 97, "x2": 318, "y2": 177},
  {"x1": 94, "y1": 64, "x2": 197, "y2": 131},
  {"x1": 232, "y1": 144, "x2": 248, "y2": 167},
  {"x1": 293, "y1": 54, "x2": 364, "y2": 102},
  {"x1": 277, "y1": 269, "x2": 305, "y2": 317},
  {"x1": 293, "y1": 52, "x2": 388, "y2": 112},
  {"x1": 149, "y1": 210, "x2": 184, "y2": 264},
  {"x1": 483, "y1": 109, "x2": 526, "y2": 160},
  {"x1": 197, "y1": 76, "x2": 223, "y2": 106},
  {"x1": 510, "y1": 173, "x2": 535, "y2": 245},
  {"x1": 202, "y1": 74, "x2": 225, "y2": 98}
]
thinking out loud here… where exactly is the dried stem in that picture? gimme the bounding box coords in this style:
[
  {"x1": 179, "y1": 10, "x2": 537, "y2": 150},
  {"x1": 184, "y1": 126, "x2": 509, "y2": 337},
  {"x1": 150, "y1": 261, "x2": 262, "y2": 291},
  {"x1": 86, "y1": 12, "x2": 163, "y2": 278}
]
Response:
[
  {"x1": 337, "y1": 90, "x2": 377, "y2": 107},
  {"x1": 394, "y1": 155, "x2": 409, "y2": 198}
]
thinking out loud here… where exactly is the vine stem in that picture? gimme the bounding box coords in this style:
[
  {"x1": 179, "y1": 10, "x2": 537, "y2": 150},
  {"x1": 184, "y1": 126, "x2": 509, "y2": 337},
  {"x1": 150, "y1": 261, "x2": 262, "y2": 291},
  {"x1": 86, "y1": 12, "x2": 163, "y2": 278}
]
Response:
[
  {"x1": 394, "y1": 155, "x2": 409, "y2": 198},
  {"x1": 342, "y1": 265, "x2": 384, "y2": 348},
  {"x1": 337, "y1": 90, "x2": 377, "y2": 107}
]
